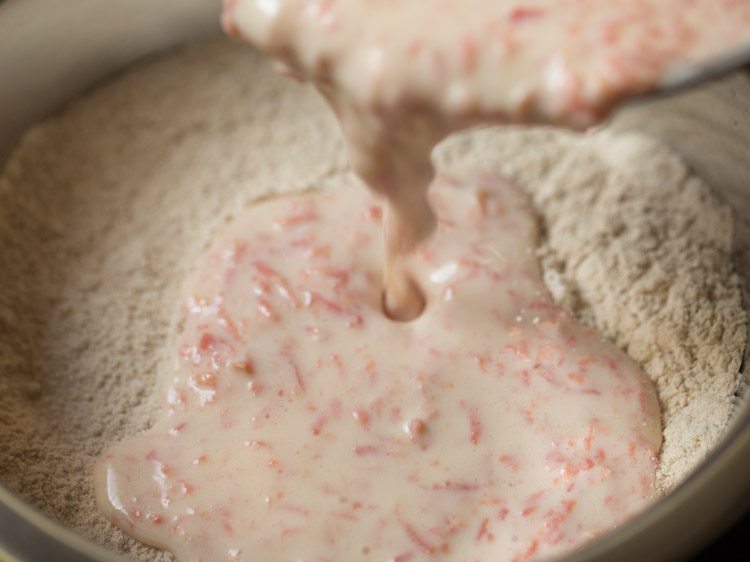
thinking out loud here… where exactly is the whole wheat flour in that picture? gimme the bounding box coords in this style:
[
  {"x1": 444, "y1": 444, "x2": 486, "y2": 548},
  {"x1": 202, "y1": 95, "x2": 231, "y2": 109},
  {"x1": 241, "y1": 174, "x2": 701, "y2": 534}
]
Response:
[{"x1": 0, "y1": 38, "x2": 746, "y2": 561}]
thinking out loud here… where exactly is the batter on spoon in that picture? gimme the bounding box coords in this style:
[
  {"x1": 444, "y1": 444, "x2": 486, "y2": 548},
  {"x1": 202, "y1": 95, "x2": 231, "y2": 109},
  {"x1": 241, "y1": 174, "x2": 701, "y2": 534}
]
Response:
[{"x1": 96, "y1": 176, "x2": 661, "y2": 561}]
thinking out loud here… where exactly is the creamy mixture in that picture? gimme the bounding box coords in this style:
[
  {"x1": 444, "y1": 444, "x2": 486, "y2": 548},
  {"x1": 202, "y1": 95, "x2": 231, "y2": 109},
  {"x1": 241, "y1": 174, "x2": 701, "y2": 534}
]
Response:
[
  {"x1": 224, "y1": 0, "x2": 750, "y2": 126},
  {"x1": 96, "y1": 176, "x2": 661, "y2": 561},
  {"x1": 223, "y1": 0, "x2": 750, "y2": 317}
]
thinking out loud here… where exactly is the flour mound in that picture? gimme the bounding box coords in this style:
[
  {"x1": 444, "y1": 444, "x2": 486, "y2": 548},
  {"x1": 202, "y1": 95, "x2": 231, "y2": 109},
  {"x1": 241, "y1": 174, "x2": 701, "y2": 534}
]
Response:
[{"x1": 0, "y1": 38, "x2": 745, "y2": 560}]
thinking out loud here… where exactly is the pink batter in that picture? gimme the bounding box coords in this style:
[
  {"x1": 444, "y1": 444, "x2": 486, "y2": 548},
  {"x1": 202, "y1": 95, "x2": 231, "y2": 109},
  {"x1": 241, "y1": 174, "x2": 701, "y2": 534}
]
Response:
[
  {"x1": 224, "y1": 0, "x2": 750, "y2": 127},
  {"x1": 96, "y1": 176, "x2": 661, "y2": 561}
]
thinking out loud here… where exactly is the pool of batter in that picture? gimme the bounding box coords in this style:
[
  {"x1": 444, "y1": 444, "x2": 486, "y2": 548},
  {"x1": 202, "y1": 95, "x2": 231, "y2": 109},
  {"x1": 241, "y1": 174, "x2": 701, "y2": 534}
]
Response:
[{"x1": 96, "y1": 176, "x2": 661, "y2": 561}]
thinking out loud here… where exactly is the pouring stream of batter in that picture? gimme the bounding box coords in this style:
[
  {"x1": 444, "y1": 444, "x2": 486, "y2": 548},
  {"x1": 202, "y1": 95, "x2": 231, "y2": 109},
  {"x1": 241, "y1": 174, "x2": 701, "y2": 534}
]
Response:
[{"x1": 223, "y1": 0, "x2": 750, "y2": 319}]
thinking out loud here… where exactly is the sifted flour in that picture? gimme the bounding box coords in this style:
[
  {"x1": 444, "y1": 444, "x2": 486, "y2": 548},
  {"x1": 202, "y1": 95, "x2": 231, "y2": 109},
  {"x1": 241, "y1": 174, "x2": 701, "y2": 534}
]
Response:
[{"x1": 0, "y1": 38, "x2": 746, "y2": 561}]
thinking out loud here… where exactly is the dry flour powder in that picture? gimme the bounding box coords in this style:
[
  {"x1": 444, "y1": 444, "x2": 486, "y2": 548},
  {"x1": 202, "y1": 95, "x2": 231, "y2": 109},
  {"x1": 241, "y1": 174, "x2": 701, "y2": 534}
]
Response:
[{"x1": 0, "y1": 38, "x2": 745, "y2": 560}]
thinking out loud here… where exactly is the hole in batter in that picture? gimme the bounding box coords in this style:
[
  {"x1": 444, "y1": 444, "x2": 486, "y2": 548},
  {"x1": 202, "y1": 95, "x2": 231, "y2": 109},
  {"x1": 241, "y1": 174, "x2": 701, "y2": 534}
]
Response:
[{"x1": 382, "y1": 276, "x2": 426, "y2": 322}]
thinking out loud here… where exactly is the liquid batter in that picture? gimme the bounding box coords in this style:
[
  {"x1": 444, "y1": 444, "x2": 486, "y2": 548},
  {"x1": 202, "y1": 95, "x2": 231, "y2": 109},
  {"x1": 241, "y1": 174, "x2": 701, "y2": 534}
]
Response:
[
  {"x1": 224, "y1": 0, "x2": 750, "y2": 127},
  {"x1": 222, "y1": 0, "x2": 750, "y2": 317},
  {"x1": 96, "y1": 176, "x2": 661, "y2": 561}
]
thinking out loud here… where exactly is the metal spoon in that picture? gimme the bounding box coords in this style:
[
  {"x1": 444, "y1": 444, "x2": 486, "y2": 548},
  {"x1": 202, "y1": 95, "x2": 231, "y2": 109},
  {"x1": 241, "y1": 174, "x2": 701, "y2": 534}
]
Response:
[{"x1": 648, "y1": 42, "x2": 750, "y2": 101}]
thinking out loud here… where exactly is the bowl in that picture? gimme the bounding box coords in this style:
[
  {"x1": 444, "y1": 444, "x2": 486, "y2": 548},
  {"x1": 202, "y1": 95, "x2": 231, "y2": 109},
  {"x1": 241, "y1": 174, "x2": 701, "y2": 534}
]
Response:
[{"x1": 1, "y1": 1, "x2": 749, "y2": 561}]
